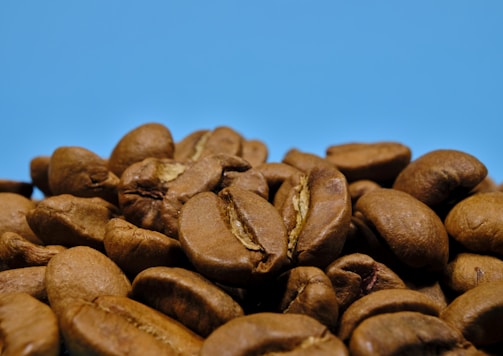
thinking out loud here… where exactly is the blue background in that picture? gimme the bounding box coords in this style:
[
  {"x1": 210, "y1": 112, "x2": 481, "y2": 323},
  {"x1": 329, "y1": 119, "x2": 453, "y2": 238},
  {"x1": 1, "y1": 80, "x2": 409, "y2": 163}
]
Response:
[{"x1": 1, "y1": 1, "x2": 502, "y2": 198}]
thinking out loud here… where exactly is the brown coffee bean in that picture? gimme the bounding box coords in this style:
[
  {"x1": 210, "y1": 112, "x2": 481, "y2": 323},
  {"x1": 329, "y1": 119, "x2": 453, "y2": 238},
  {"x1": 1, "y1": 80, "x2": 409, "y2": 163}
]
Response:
[
  {"x1": 325, "y1": 253, "x2": 407, "y2": 311},
  {"x1": 0, "y1": 292, "x2": 60, "y2": 356},
  {"x1": 45, "y1": 246, "x2": 132, "y2": 316},
  {"x1": 30, "y1": 155, "x2": 52, "y2": 196},
  {"x1": 174, "y1": 129, "x2": 210, "y2": 161},
  {"x1": 132, "y1": 266, "x2": 245, "y2": 337},
  {"x1": 440, "y1": 280, "x2": 503, "y2": 347},
  {"x1": 60, "y1": 295, "x2": 202, "y2": 356},
  {"x1": 26, "y1": 194, "x2": 119, "y2": 250},
  {"x1": 348, "y1": 179, "x2": 381, "y2": 205},
  {"x1": 338, "y1": 288, "x2": 442, "y2": 341},
  {"x1": 179, "y1": 186, "x2": 289, "y2": 287},
  {"x1": 0, "y1": 266, "x2": 47, "y2": 301},
  {"x1": 349, "y1": 311, "x2": 475, "y2": 356},
  {"x1": 108, "y1": 122, "x2": 175, "y2": 177},
  {"x1": 354, "y1": 188, "x2": 449, "y2": 271},
  {"x1": 0, "y1": 179, "x2": 33, "y2": 198},
  {"x1": 0, "y1": 231, "x2": 66, "y2": 269},
  {"x1": 325, "y1": 142, "x2": 412, "y2": 183},
  {"x1": 393, "y1": 149, "x2": 487, "y2": 207},
  {"x1": 272, "y1": 266, "x2": 339, "y2": 330},
  {"x1": 118, "y1": 157, "x2": 189, "y2": 232},
  {"x1": 104, "y1": 218, "x2": 186, "y2": 277},
  {"x1": 277, "y1": 164, "x2": 351, "y2": 267},
  {"x1": 445, "y1": 192, "x2": 503, "y2": 256},
  {"x1": 161, "y1": 154, "x2": 251, "y2": 238},
  {"x1": 282, "y1": 148, "x2": 334, "y2": 173},
  {"x1": 0, "y1": 192, "x2": 41, "y2": 244},
  {"x1": 405, "y1": 278, "x2": 449, "y2": 310},
  {"x1": 255, "y1": 162, "x2": 302, "y2": 202},
  {"x1": 200, "y1": 312, "x2": 349, "y2": 356},
  {"x1": 443, "y1": 252, "x2": 503, "y2": 295},
  {"x1": 241, "y1": 139, "x2": 268, "y2": 167},
  {"x1": 48, "y1": 146, "x2": 120, "y2": 204},
  {"x1": 219, "y1": 168, "x2": 269, "y2": 200}
]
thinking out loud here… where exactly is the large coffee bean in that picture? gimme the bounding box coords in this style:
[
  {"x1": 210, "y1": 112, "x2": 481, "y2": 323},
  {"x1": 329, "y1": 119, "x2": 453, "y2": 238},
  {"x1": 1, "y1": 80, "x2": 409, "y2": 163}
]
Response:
[
  {"x1": 60, "y1": 295, "x2": 202, "y2": 356},
  {"x1": 200, "y1": 312, "x2": 349, "y2": 356},
  {"x1": 354, "y1": 188, "x2": 449, "y2": 271},
  {"x1": 0, "y1": 292, "x2": 60, "y2": 356},
  {"x1": 132, "y1": 266, "x2": 244, "y2": 337},
  {"x1": 325, "y1": 142, "x2": 411, "y2": 183},
  {"x1": 393, "y1": 149, "x2": 487, "y2": 207},
  {"x1": 26, "y1": 194, "x2": 119, "y2": 250},
  {"x1": 179, "y1": 186, "x2": 289, "y2": 287},
  {"x1": 108, "y1": 122, "x2": 175, "y2": 177},
  {"x1": 440, "y1": 280, "x2": 503, "y2": 347},
  {"x1": 349, "y1": 311, "x2": 476, "y2": 356},
  {"x1": 445, "y1": 192, "x2": 503, "y2": 256},
  {"x1": 338, "y1": 288, "x2": 442, "y2": 341},
  {"x1": 45, "y1": 246, "x2": 132, "y2": 316}
]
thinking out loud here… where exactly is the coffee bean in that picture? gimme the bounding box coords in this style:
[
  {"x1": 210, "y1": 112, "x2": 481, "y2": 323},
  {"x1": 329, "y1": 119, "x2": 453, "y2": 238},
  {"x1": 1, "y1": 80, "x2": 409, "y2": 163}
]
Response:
[
  {"x1": 0, "y1": 179, "x2": 33, "y2": 198},
  {"x1": 241, "y1": 138, "x2": 268, "y2": 167},
  {"x1": 200, "y1": 312, "x2": 349, "y2": 356},
  {"x1": 30, "y1": 155, "x2": 52, "y2": 196},
  {"x1": 132, "y1": 266, "x2": 245, "y2": 337},
  {"x1": 0, "y1": 192, "x2": 41, "y2": 244},
  {"x1": 0, "y1": 292, "x2": 60, "y2": 356},
  {"x1": 179, "y1": 186, "x2": 289, "y2": 287},
  {"x1": 0, "y1": 266, "x2": 47, "y2": 301}
]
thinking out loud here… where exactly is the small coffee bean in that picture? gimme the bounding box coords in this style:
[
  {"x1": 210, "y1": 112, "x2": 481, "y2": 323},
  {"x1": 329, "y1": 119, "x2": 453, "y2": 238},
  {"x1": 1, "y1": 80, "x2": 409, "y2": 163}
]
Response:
[
  {"x1": 179, "y1": 186, "x2": 289, "y2": 287},
  {"x1": 241, "y1": 139, "x2": 268, "y2": 167},
  {"x1": 219, "y1": 168, "x2": 270, "y2": 200},
  {"x1": 325, "y1": 141, "x2": 411, "y2": 183},
  {"x1": 282, "y1": 148, "x2": 334, "y2": 173},
  {"x1": 108, "y1": 122, "x2": 175, "y2": 177},
  {"x1": 45, "y1": 246, "x2": 132, "y2": 316},
  {"x1": 348, "y1": 179, "x2": 381, "y2": 205},
  {"x1": 199, "y1": 312, "x2": 349, "y2": 356},
  {"x1": 132, "y1": 266, "x2": 244, "y2": 337},
  {"x1": 0, "y1": 266, "x2": 47, "y2": 301},
  {"x1": 445, "y1": 192, "x2": 503, "y2": 256},
  {"x1": 0, "y1": 192, "x2": 41, "y2": 244},
  {"x1": 0, "y1": 292, "x2": 60, "y2": 356},
  {"x1": 30, "y1": 155, "x2": 52, "y2": 196},
  {"x1": 0, "y1": 179, "x2": 33, "y2": 198}
]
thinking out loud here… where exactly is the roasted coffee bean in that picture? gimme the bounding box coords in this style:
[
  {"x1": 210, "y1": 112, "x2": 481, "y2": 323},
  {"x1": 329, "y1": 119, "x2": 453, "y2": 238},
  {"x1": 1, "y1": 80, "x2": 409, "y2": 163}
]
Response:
[
  {"x1": 241, "y1": 139, "x2": 268, "y2": 167},
  {"x1": 348, "y1": 179, "x2": 381, "y2": 205},
  {"x1": 174, "y1": 129, "x2": 210, "y2": 161},
  {"x1": 0, "y1": 192, "x2": 41, "y2": 244},
  {"x1": 277, "y1": 164, "x2": 351, "y2": 267},
  {"x1": 118, "y1": 157, "x2": 189, "y2": 233},
  {"x1": 0, "y1": 292, "x2": 60, "y2": 356},
  {"x1": 0, "y1": 179, "x2": 33, "y2": 198},
  {"x1": 445, "y1": 192, "x2": 503, "y2": 256},
  {"x1": 325, "y1": 253, "x2": 407, "y2": 311},
  {"x1": 271, "y1": 266, "x2": 339, "y2": 330},
  {"x1": 0, "y1": 266, "x2": 47, "y2": 301},
  {"x1": 443, "y1": 252, "x2": 503, "y2": 295},
  {"x1": 45, "y1": 246, "x2": 132, "y2": 316},
  {"x1": 132, "y1": 266, "x2": 244, "y2": 337},
  {"x1": 179, "y1": 186, "x2": 289, "y2": 287},
  {"x1": 0, "y1": 231, "x2": 66, "y2": 269},
  {"x1": 354, "y1": 188, "x2": 449, "y2": 272},
  {"x1": 161, "y1": 153, "x2": 251, "y2": 238},
  {"x1": 393, "y1": 149, "x2": 487, "y2": 208},
  {"x1": 200, "y1": 312, "x2": 349, "y2": 356},
  {"x1": 30, "y1": 155, "x2": 52, "y2": 196},
  {"x1": 26, "y1": 194, "x2": 119, "y2": 250},
  {"x1": 108, "y1": 122, "x2": 175, "y2": 177},
  {"x1": 440, "y1": 280, "x2": 503, "y2": 347},
  {"x1": 48, "y1": 146, "x2": 120, "y2": 204},
  {"x1": 104, "y1": 218, "x2": 187, "y2": 277},
  {"x1": 349, "y1": 311, "x2": 476, "y2": 356},
  {"x1": 338, "y1": 288, "x2": 442, "y2": 341},
  {"x1": 325, "y1": 142, "x2": 412, "y2": 183},
  {"x1": 219, "y1": 168, "x2": 270, "y2": 200},
  {"x1": 405, "y1": 278, "x2": 449, "y2": 310},
  {"x1": 255, "y1": 162, "x2": 302, "y2": 202},
  {"x1": 60, "y1": 295, "x2": 202, "y2": 356},
  {"x1": 282, "y1": 148, "x2": 334, "y2": 173}
]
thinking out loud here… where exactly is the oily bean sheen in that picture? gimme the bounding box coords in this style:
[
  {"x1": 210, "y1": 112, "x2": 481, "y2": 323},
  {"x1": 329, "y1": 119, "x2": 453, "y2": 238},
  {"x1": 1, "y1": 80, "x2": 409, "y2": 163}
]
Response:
[
  {"x1": 132, "y1": 266, "x2": 244, "y2": 337},
  {"x1": 60, "y1": 295, "x2": 202, "y2": 356},
  {"x1": 0, "y1": 292, "x2": 60, "y2": 356},
  {"x1": 354, "y1": 188, "x2": 449, "y2": 271},
  {"x1": 179, "y1": 186, "x2": 288, "y2": 287},
  {"x1": 200, "y1": 312, "x2": 349, "y2": 356},
  {"x1": 349, "y1": 311, "x2": 475, "y2": 356}
]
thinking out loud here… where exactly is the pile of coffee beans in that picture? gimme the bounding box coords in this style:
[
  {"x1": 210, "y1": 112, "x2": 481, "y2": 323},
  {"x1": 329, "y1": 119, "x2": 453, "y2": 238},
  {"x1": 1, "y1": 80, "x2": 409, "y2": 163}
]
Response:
[{"x1": 1, "y1": 122, "x2": 503, "y2": 355}]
